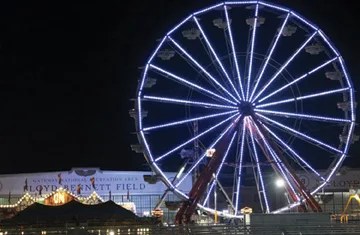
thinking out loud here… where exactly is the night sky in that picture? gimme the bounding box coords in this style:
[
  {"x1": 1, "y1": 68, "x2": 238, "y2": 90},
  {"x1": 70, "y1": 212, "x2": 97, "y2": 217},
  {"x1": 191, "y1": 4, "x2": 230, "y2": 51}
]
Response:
[{"x1": 0, "y1": 0, "x2": 359, "y2": 174}]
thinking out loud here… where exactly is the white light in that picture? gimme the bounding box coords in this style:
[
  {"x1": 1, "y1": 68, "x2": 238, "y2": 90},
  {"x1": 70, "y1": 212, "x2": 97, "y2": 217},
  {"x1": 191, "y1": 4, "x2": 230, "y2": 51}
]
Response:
[
  {"x1": 253, "y1": 31, "x2": 317, "y2": 102},
  {"x1": 150, "y1": 64, "x2": 237, "y2": 105},
  {"x1": 176, "y1": 114, "x2": 241, "y2": 187},
  {"x1": 255, "y1": 108, "x2": 351, "y2": 123},
  {"x1": 176, "y1": 166, "x2": 186, "y2": 179},
  {"x1": 143, "y1": 110, "x2": 237, "y2": 131},
  {"x1": 193, "y1": 3, "x2": 224, "y2": 15},
  {"x1": 275, "y1": 178, "x2": 285, "y2": 188},
  {"x1": 109, "y1": 230, "x2": 115, "y2": 235},
  {"x1": 224, "y1": 5, "x2": 245, "y2": 99},
  {"x1": 256, "y1": 113, "x2": 342, "y2": 154},
  {"x1": 206, "y1": 148, "x2": 216, "y2": 157},
  {"x1": 194, "y1": 16, "x2": 242, "y2": 101},
  {"x1": 143, "y1": 211, "x2": 150, "y2": 216},
  {"x1": 168, "y1": 36, "x2": 239, "y2": 103},
  {"x1": 258, "y1": 1, "x2": 289, "y2": 12},
  {"x1": 143, "y1": 95, "x2": 237, "y2": 110},
  {"x1": 155, "y1": 113, "x2": 237, "y2": 162},
  {"x1": 257, "y1": 57, "x2": 338, "y2": 103},
  {"x1": 249, "y1": 13, "x2": 289, "y2": 102},
  {"x1": 246, "y1": 4, "x2": 259, "y2": 101}
]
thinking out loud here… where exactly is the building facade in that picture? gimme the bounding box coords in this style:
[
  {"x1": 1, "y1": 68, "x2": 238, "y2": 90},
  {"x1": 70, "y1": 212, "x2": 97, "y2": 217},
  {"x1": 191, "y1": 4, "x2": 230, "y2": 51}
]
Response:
[{"x1": 0, "y1": 168, "x2": 192, "y2": 222}]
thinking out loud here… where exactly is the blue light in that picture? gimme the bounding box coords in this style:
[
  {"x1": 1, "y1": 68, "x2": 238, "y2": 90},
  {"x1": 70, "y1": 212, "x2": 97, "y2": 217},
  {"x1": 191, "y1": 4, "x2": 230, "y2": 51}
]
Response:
[
  {"x1": 262, "y1": 124, "x2": 325, "y2": 181},
  {"x1": 193, "y1": 3, "x2": 224, "y2": 16},
  {"x1": 167, "y1": 15, "x2": 192, "y2": 36},
  {"x1": 252, "y1": 31, "x2": 317, "y2": 102},
  {"x1": 258, "y1": 1, "x2": 290, "y2": 12},
  {"x1": 155, "y1": 113, "x2": 238, "y2": 162},
  {"x1": 176, "y1": 114, "x2": 241, "y2": 187},
  {"x1": 255, "y1": 108, "x2": 351, "y2": 123},
  {"x1": 256, "y1": 113, "x2": 342, "y2": 154},
  {"x1": 224, "y1": 5, "x2": 245, "y2": 100},
  {"x1": 150, "y1": 64, "x2": 237, "y2": 105},
  {"x1": 169, "y1": 36, "x2": 239, "y2": 103},
  {"x1": 246, "y1": 4, "x2": 259, "y2": 101},
  {"x1": 143, "y1": 95, "x2": 238, "y2": 109},
  {"x1": 256, "y1": 87, "x2": 350, "y2": 108},
  {"x1": 249, "y1": 13, "x2": 290, "y2": 102},
  {"x1": 144, "y1": 110, "x2": 237, "y2": 132},
  {"x1": 290, "y1": 11, "x2": 317, "y2": 31},
  {"x1": 257, "y1": 57, "x2": 338, "y2": 103},
  {"x1": 194, "y1": 17, "x2": 242, "y2": 101}
]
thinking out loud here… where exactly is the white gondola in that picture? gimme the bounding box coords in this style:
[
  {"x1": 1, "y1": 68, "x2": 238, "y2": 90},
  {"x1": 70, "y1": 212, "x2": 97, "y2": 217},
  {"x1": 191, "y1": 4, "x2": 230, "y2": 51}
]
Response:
[
  {"x1": 157, "y1": 49, "x2": 175, "y2": 60},
  {"x1": 337, "y1": 101, "x2": 357, "y2": 112},
  {"x1": 246, "y1": 16, "x2": 265, "y2": 27},
  {"x1": 325, "y1": 71, "x2": 343, "y2": 81},
  {"x1": 280, "y1": 25, "x2": 297, "y2": 36},
  {"x1": 213, "y1": 18, "x2": 229, "y2": 29},
  {"x1": 182, "y1": 28, "x2": 200, "y2": 40},
  {"x1": 144, "y1": 77, "x2": 157, "y2": 88},
  {"x1": 130, "y1": 144, "x2": 144, "y2": 153},
  {"x1": 339, "y1": 133, "x2": 359, "y2": 144},
  {"x1": 129, "y1": 109, "x2": 148, "y2": 119},
  {"x1": 305, "y1": 43, "x2": 324, "y2": 55}
]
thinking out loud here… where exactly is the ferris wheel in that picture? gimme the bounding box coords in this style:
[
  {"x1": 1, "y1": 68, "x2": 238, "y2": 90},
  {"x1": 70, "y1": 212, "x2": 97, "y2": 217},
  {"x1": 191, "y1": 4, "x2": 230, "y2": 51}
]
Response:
[{"x1": 134, "y1": 1, "x2": 356, "y2": 220}]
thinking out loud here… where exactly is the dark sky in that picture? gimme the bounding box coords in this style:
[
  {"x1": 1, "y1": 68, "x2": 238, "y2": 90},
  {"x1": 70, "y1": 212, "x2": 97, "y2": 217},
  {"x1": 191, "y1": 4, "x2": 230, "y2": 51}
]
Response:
[{"x1": 0, "y1": 0, "x2": 359, "y2": 174}]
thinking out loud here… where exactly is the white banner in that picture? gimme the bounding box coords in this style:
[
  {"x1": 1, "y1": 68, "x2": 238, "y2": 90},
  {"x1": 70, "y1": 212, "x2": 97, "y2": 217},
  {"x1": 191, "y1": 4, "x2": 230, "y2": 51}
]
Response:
[
  {"x1": 0, "y1": 168, "x2": 192, "y2": 196},
  {"x1": 297, "y1": 167, "x2": 360, "y2": 191}
]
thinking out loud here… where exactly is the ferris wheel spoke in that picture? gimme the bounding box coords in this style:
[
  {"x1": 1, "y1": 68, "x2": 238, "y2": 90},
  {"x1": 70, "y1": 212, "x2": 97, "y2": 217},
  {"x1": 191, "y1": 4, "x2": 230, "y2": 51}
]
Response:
[
  {"x1": 247, "y1": 117, "x2": 270, "y2": 213},
  {"x1": 255, "y1": 113, "x2": 342, "y2": 154},
  {"x1": 202, "y1": 131, "x2": 238, "y2": 206},
  {"x1": 252, "y1": 119, "x2": 300, "y2": 202},
  {"x1": 252, "y1": 31, "x2": 318, "y2": 102},
  {"x1": 255, "y1": 108, "x2": 351, "y2": 124},
  {"x1": 224, "y1": 5, "x2": 245, "y2": 100},
  {"x1": 249, "y1": 13, "x2": 290, "y2": 102},
  {"x1": 176, "y1": 114, "x2": 242, "y2": 187},
  {"x1": 149, "y1": 64, "x2": 237, "y2": 105},
  {"x1": 234, "y1": 121, "x2": 246, "y2": 215},
  {"x1": 143, "y1": 110, "x2": 237, "y2": 132},
  {"x1": 168, "y1": 36, "x2": 240, "y2": 103},
  {"x1": 257, "y1": 57, "x2": 338, "y2": 103},
  {"x1": 193, "y1": 17, "x2": 242, "y2": 101},
  {"x1": 262, "y1": 123, "x2": 325, "y2": 181},
  {"x1": 143, "y1": 95, "x2": 237, "y2": 110},
  {"x1": 256, "y1": 87, "x2": 350, "y2": 108},
  {"x1": 245, "y1": 4, "x2": 259, "y2": 101},
  {"x1": 155, "y1": 113, "x2": 239, "y2": 162}
]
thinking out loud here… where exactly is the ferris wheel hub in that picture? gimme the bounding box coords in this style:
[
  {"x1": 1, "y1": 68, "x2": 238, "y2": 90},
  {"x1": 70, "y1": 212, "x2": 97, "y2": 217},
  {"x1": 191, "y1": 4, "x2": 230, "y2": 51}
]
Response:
[{"x1": 238, "y1": 102, "x2": 254, "y2": 116}]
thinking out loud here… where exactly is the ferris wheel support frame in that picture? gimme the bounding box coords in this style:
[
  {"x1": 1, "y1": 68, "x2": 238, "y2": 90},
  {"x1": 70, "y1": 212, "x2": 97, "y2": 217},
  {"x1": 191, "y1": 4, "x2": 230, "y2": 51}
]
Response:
[
  {"x1": 175, "y1": 116, "x2": 241, "y2": 224},
  {"x1": 250, "y1": 117, "x2": 322, "y2": 212}
]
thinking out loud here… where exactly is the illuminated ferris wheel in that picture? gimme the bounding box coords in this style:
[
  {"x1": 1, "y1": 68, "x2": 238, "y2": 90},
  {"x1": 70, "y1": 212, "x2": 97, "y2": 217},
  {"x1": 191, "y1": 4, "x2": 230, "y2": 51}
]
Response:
[{"x1": 134, "y1": 1, "x2": 356, "y2": 220}]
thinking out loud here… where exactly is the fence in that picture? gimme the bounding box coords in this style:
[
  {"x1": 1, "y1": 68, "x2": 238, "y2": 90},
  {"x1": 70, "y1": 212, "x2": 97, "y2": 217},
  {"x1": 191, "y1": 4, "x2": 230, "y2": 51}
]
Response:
[{"x1": 2, "y1": 223, "x2": 360, "y2": 235}]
